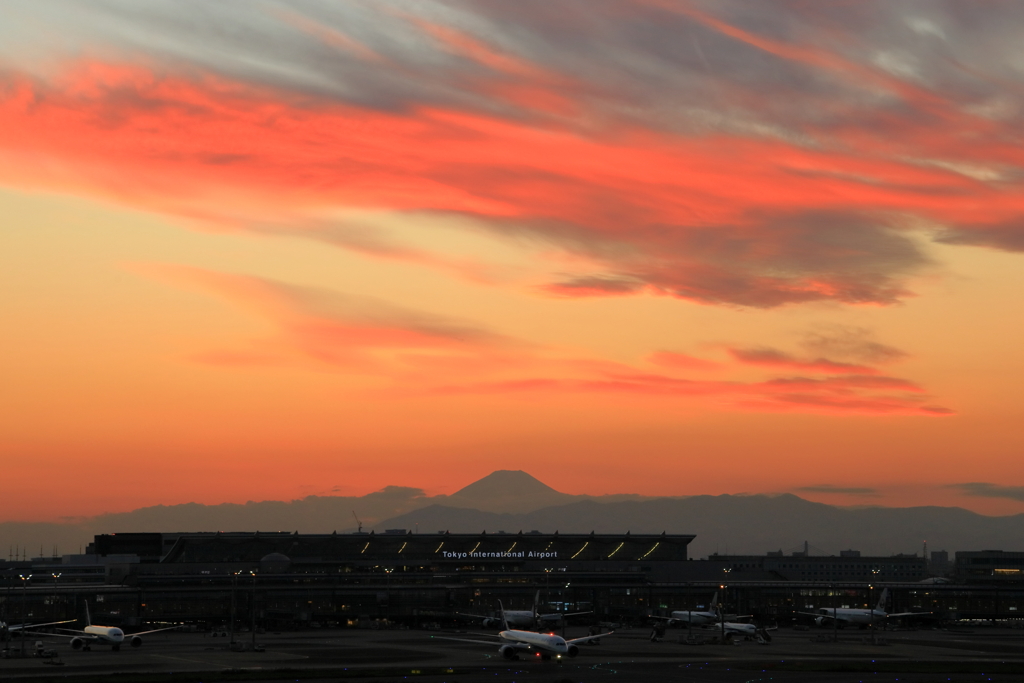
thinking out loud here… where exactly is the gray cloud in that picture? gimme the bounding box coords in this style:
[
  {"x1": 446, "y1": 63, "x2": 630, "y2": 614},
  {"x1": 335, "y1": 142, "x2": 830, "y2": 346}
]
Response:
[
  {"x1": 948, "y1": 483, "x2": 1024, "y2": 502},
  {"x1": 797, "y1": 485, "x2": 879, "y2": 496},
  {"x1": 5, "y1": 0, "x2": 1024, "y2": 309},
  {"x1": 537, "y1": 210, "x2": 932, "y2": 308},
  {"x1": 935, "y1": 220, "x2": 1024, "y2": 252},
  {"x1": 801, "y1": 325, "x2": 909, "y2": 364}
]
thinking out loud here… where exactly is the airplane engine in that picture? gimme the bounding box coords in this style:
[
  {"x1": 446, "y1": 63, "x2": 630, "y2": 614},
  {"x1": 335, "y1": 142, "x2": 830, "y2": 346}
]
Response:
[
  {"x1": 566, "y1": 644, "x2": 579, "y2": 658},
  {"x1": 481, "y1": 618, "x2": 498, "y2": 629},
  {"x1": 70, "y1": 637, "x2": 84, "y2": 650},
  {"x1": 498, "y1": 644, "x2": 518, "y2": 660},
  {"x1": 815, "y1": 616, "x2": 826, "y2": 627},
  {"x1": 130, "y1": 636, "x2": 143, "y2": 648}
]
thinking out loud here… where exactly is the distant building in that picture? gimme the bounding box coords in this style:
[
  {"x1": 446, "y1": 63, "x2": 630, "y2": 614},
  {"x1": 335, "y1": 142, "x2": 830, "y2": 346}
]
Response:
[
  {"x1": 930, "y1": 550, "x2": 952, "y2": 575},
  {"x1": 955, "y1": 550, "x2": 1024, "y2": 582},
  {"x1": 709, "y1": 553, "x2": 926, "y2": 582}
]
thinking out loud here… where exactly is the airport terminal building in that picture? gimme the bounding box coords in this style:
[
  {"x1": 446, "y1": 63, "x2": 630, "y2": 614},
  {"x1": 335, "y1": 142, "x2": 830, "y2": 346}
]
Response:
[{"x1": 4, "y1": 531, "x2": 1024, "y2": 630}]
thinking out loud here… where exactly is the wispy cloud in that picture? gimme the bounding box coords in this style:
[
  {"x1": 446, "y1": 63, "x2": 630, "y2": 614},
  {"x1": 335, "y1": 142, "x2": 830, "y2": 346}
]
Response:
[
  {"x1": 729, "y1": 347, "x2": 879, "y2": 375},
  {"x1": 797, "y1": 485, "x2": 879, "y2": 497},
  {"x1": 139, "y1": 264, "x2": 952, "y2": 417},
  {"x1": 800, "y1": 326, "x2": 909, "y2": 365},
  {"x1": 137, "y1": 264, "x2": 516, "y2": 371},
  {"x1": 947, "y1": 483, "x2": 1024, "y2": 503}
]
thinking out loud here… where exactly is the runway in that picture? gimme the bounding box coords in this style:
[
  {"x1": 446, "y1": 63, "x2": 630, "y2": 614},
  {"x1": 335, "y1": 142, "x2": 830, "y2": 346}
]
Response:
[{"x1": 3, "y1": 624, "x2": 1024, "y2": 682}]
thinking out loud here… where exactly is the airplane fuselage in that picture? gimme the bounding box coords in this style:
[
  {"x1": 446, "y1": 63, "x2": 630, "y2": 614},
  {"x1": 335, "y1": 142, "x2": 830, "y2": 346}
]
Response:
[
  {"x1": 720, "y1": 621, "x2": 757, "y2": 636},
  {"x1": 669, "y1": 611, "x2": 718, "y2": 625},
  {"x1": 494, "y1": 611, "x2": 534, "y2": 628},
  {"x1": 85, "y1": 625, "x2": 124, "y2": 644},
  {"x1": 814, "y1": 608, "x2": 885, "y2": 626},
  {"x1": 498, "y1": 629, "x2": 572, "y2": 658}
]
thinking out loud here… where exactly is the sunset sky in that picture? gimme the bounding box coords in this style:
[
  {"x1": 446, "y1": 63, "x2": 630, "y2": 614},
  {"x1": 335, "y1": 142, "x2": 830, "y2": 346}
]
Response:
[{"x1": 3, "y1": 0, "x2": 1024, "y2": 522}]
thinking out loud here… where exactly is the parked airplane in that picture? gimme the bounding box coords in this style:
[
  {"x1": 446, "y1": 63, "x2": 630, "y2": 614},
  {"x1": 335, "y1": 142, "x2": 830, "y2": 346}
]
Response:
[
  {"x1": 801, "y1": 588, "x2": 930, "y2": 628},
  {"x1": 705, "y1": 620, "x2": 775, "y2": 642},
  {"x1": 652, "y1": 592, "x2": 748, "y2": 626},
  {"x1": 37, "y1": 602, "x2": 179, "y2": 651},
  {"x1": 459, "y1": 591, "x2": 590, "y2": 629},
  {"x1": 439, "y1": 601, "x2": 613, "y2": 660}
]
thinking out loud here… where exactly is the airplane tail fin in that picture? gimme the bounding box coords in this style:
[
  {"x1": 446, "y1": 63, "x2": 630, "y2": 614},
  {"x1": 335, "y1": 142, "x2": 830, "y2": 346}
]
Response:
[
  {"x1": 875, "y1": 588, "x2": 889, "y2": 612},
  {"x1": 498, "y1": 600, "x2": 510, "y2": 631},
  {"x1": 710, "y1": 591, "x2": 719, "y2": 617},
  {"x1": 84, "y1": 600, "x2": 92, "y2": 627}
]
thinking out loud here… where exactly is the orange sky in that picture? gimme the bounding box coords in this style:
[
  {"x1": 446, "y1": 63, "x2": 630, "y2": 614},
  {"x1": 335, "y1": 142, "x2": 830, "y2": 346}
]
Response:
[{"x1": 2, "y1": 1, "x2": 1024, "y2": 522}]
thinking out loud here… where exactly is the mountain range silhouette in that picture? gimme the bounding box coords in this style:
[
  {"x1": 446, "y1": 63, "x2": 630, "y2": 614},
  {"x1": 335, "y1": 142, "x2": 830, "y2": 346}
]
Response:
[{"x1": 2, "y1": 470, "x2": 1021, "y2": 561}]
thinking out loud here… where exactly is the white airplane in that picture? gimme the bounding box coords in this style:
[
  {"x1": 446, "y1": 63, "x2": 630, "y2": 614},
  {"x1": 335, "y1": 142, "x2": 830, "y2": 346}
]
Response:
[
  {"x1": 439, "y1": 601, "x2": 613, "y2": 660},
  {"x1": 459, "y1": 591, "x2": 590, "y2": 629},
  {"x1": 38, "y1": 602, "x2": 179, "y2": 651},
  {"x1": 702, "y1": 620, "x2": 775, "y2": 642},
  {"x1": 801, "y1": 588, "x2": 930, "y2": 628},
  {"x1": 652, "y1": 592, "x2": 748, "y2": 626}
]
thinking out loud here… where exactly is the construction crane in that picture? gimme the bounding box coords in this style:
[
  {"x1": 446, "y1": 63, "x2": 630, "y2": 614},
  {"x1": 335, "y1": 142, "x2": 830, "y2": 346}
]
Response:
[{"x1": 352, "y1": 511, "x2": 363, "y2": 534}]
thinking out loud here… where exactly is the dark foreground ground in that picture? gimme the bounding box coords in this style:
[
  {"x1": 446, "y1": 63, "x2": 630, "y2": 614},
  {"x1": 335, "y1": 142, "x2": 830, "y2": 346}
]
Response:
[{"x1": 3, "y1": 624, "x2": 1024, "y2": 683}]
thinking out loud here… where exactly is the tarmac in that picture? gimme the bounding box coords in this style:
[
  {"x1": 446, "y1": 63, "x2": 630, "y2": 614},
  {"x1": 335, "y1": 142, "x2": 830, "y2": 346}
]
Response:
[{"x1": 3, "y1": 624, "x2": 1024, "y2": 683}]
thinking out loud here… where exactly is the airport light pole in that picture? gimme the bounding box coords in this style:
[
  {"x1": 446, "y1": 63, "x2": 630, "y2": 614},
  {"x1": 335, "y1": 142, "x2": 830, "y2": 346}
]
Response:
[
  {"x1": 720, "y1": 568, "x2": 732, "y2": 645},
  {"x1": 229, "y1": 571, "x2": 238, "y2": 647},
  {"x1": 3, "y1": 574, "x2": 10, "y2": 653},
  {"x1": 249, "y1": 571, "x2": 257, "y2": 652},
  {"x1": 831, "y1": 584, "x2": 838, "y2": 643},
  {"x1": 51, "y1": 573, "x2": 61, "y2": 621},
  {"x1": 869, "y1": 583, "x2": 875, "y2": 645},
  {"x1": 870, "y1": 568, "x2": 880, "y2": 644},
  {"x1": 384, "y1": 568, "x2": 393, "y2": 625},
  {"x1": 3, "y1": 573, "x2": 9, "y2": 655},
  {"x1": 18, "y1": 574, "x2": 29, "y2": 657},
  {"x1": 719, "y1": 583, "x2": 726, "y2": 644},
  {"x1": 562, "y1": 581, "x2": 571, "y2": 639}
]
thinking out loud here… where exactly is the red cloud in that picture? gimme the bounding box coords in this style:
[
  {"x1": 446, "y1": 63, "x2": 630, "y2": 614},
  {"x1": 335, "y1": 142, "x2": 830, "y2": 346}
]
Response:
[
  {"x1": 1, "y1": 53, "x2": 1018, "y2": 308},
  {"x1": 139, "y1": 264, "x2": 513, "y2": 371},
  {"x1": 3, "y1": 1, "x2": 1024, "y2": 316},
  {"x1": 138, "y1": 265, "x2": 951, "y2": 417},
  {"x1": 428, "y1": 374, "x2": 948, "y2": 417}
]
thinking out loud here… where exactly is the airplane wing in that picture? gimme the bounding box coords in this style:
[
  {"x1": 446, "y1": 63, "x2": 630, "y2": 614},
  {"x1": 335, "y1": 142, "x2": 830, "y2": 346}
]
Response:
[
  {"x1": 130, "y1": 625, "x2": 182, "y2": 636},
  {"x1": 537, "y1": 611, "x2": 593, "y2": 620},
  {"x1": 430, "y1": 635, "x2": 501, "y2": 646},
  {"x1": 431, "y1": 634, "x2": 535, "y2": 653},
  {"x1": 885, "y1": 611, "x2": 933, "y2": 618},
  {"x1": 797, "y1": 611, "x2": 845, "y2": 620},
  {"x1": 566, "y1": 631, "x2": 614, "y2": 645},
  {"x1": 22, "y1": 630, "x2": 93, "y2": 640},
  {"x1": 5, "y1": 619, "x2": 75, "y2": 632}
]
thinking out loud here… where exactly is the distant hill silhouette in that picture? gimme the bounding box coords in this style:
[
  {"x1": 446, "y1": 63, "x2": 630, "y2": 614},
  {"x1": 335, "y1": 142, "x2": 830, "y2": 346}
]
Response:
[
  {"x1": 376, "y1": 495, "x2": 1024, "y2": 559},
  {"x1": 1, "y1": 471, "x2": 1022, "y2": 561},
  {"x1": 442, "y1": 470, "x2": 571, "y2": 513}
]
